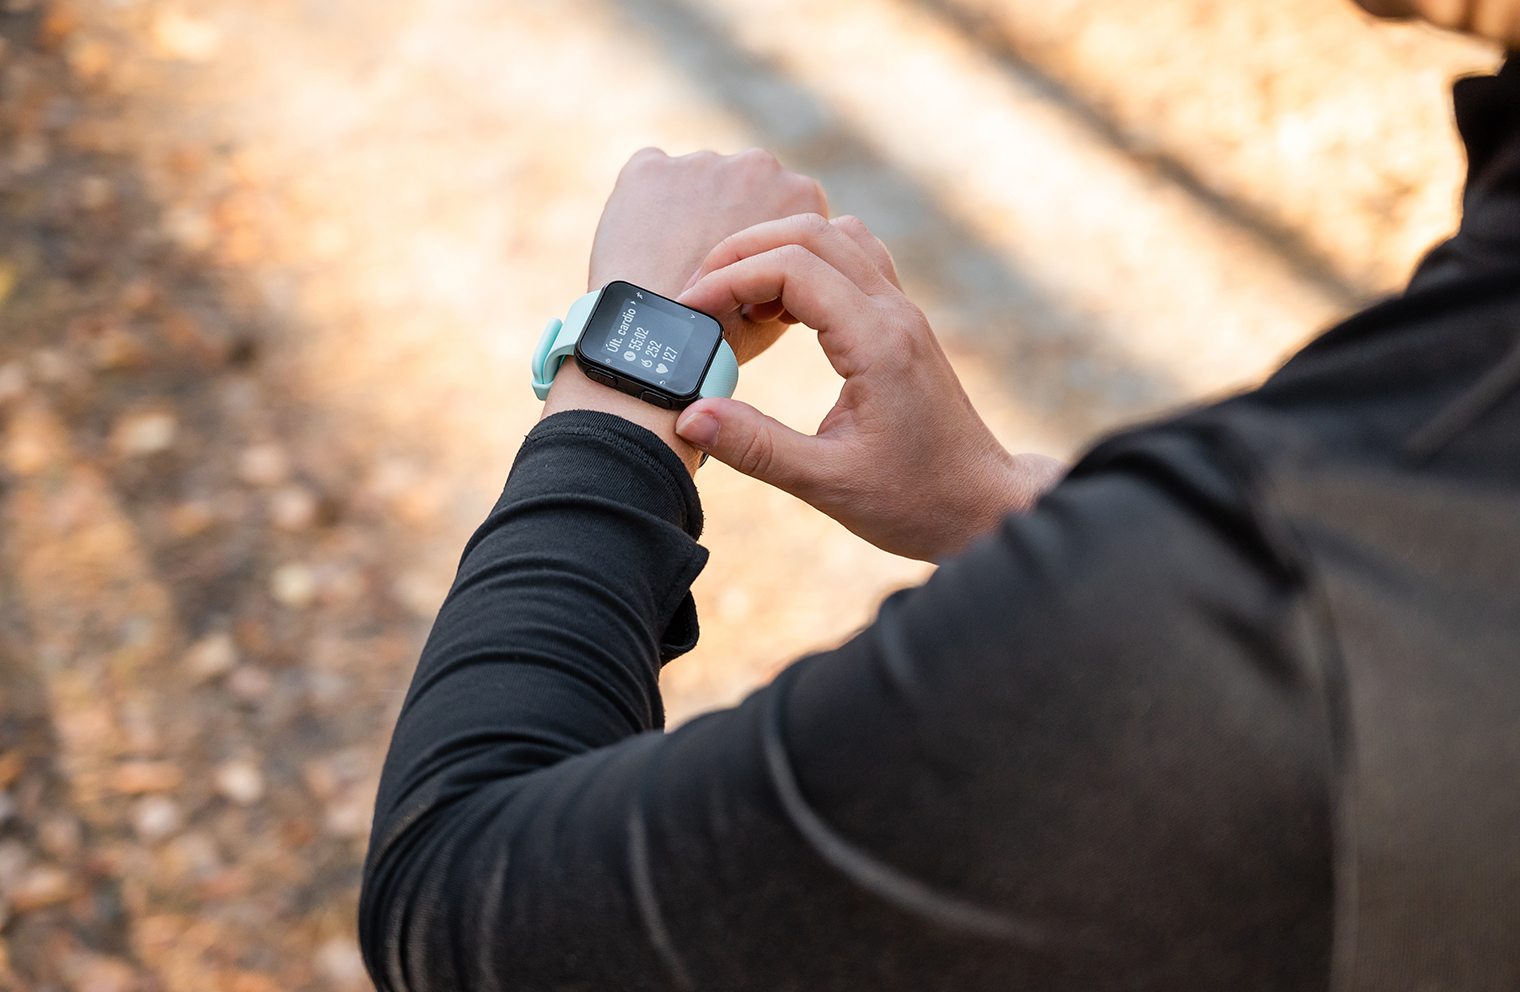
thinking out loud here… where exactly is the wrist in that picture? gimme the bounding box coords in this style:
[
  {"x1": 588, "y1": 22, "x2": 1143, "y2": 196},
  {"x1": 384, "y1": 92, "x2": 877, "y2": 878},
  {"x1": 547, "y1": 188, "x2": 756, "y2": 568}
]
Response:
[
  {"x1": 989, "y1": 451, "x2": 1068, "y2": 522},
  {"x1": 540, "y1": 358, "x2": 703, "y2": 475},
  {"x1": 930, "y1": 447, "x2": 1066, "y2": 559},
  {"x1": 587, "y1": 264, "x2": 691, "y2": 301}
]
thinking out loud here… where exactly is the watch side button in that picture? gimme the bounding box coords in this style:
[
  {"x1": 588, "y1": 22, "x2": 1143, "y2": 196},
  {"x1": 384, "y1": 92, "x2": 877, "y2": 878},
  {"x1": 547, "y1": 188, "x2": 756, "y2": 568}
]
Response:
[
  {"x1": 584, "y1": 368, "x2": 617, "y2": 387},
  {"x1": 640, "y1": 390, "x2": 674, "y2": 410}
]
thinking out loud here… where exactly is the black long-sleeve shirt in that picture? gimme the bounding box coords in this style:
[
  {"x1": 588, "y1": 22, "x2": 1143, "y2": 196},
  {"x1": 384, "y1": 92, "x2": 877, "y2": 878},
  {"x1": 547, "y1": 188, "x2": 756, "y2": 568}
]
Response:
[{"x1": 361, "y1": 60, "x2": 1520, "y2": 991}]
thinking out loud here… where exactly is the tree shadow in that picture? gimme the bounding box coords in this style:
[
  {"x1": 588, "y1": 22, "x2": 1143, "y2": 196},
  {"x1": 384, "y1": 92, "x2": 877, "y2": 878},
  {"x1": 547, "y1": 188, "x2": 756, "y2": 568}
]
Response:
[
  {"x1": 0, "y1": 5, "x2": 416, "y2": 988},
  {"x1": 907, "y1": 0, "x2": 1371, "y2": 308},
  {"x1": 0, "y1": 616, "x2": 137, "y2": 987}
]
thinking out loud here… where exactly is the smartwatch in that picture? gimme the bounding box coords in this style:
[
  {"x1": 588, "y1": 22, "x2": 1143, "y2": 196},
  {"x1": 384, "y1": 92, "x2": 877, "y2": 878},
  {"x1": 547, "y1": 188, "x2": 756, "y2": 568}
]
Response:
[{"x1": 531, "y1": 280, "x2": 738, "y2": 409}]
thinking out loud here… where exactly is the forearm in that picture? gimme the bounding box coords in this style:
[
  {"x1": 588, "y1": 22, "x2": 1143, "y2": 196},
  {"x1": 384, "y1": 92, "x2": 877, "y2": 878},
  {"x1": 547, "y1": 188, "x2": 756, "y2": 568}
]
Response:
[
  {"x1": 359, "y1": 411, "x2": 708, "y2": 990},
  {"x1": 357, "y1": 412, "x2": 1330, "y2": 992}
]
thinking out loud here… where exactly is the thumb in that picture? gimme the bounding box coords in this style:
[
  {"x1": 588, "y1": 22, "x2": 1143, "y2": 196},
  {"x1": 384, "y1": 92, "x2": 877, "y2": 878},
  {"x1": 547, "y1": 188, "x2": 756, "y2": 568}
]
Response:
[{"x1": 676, "y1": 397, "x2": 818, "y2": 490}]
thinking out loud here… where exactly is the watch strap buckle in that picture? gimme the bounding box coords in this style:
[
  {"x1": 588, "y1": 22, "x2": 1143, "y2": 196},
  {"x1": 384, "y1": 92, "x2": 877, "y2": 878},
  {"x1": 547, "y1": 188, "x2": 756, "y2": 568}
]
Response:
[{"x1": 531, "y1": 290, "x2": 601, "y2": 400}]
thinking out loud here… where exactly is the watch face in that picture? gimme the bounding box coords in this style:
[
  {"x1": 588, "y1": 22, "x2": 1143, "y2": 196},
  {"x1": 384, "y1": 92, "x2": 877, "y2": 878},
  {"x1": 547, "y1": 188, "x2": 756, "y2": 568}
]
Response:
[{"x1": 576, "y1": 282, "x2": 723, "y2": 400}]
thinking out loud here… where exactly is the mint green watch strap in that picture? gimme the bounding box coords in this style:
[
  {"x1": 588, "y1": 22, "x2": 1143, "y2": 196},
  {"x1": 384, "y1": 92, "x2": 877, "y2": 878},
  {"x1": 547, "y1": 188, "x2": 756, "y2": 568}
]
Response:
[
  {"x1": 532, "y1": 288, "x2": 739, "y2": 402},
  {"x1": 700, "y1": 339, "x2": 739, "y2": 399},
  {"x1": 531, "y1": 290, "x2": 600, "y2": 401}
]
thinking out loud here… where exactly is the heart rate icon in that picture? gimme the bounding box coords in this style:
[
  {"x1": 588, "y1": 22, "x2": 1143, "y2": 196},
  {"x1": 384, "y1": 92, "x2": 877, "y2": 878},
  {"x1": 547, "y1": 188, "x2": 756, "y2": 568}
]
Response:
[{"x1": 656, "y1": 363, "x2": 669, "y2": 374}]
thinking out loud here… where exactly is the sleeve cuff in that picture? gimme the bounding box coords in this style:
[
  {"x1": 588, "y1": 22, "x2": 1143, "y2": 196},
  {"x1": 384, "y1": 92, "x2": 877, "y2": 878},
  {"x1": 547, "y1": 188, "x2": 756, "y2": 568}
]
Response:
[{"x1": 512, "y1": 409, "x2": 704, "y2": 541}]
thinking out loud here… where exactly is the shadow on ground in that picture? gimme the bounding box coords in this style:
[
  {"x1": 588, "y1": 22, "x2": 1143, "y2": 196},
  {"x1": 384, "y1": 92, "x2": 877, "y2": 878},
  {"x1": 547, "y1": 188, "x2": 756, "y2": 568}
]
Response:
[{"x1": 0, "y1": 7, "x2": 415, "y2": 989}]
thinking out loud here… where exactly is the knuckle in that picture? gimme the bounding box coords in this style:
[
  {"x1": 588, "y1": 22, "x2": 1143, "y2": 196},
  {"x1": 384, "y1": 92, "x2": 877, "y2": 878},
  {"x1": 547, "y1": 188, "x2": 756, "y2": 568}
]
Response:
[
  {"x1": 626, "y1": 146, "x2": 666, "y2": 167},
  {"x1": 619, "y1": 148, "x2": 668, "y2": 180},
  {"x1": 885, "y1": 296, "x2": 925, "y2": 328},
  {"x1": 735, "y1": 427, "x2": 775, "y2": 478},
  {"x1": 713, "y1": 229, "x2": 744, "y2": 261},
  {"x1": 775, "y1": 242, "x2": 813, "y2": 266},
  {"x1": 737, "y1": 145, "x2": 778, "y2": 166},
  {"x1": 792, "y1": 212, "x2": 831, "y2": 238}
]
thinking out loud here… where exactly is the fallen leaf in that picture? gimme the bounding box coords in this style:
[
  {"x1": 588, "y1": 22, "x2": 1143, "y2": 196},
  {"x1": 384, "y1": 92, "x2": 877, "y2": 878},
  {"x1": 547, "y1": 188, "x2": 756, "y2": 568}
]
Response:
[
  {"x1": 150, "y1": 11, "x2": 220, "y2": 62},
  {"x1": 67, "y1": 38, "x2": 113, "y2": 82},
  {"x1": 183, "y1": 632, "x2": 238, "y2": 681},
  {"x1": 37, "y1": 814, "x2": 81, "y2": 862},
  {"x1": 132, "y1": 796, "x2": 182, "y2": 843},
  {"x1": 270, "y1": 563, "x2": 316, "y2": 608},
  {"x1": 227, "y1": 665, "x2": 273, "y2": 703},
  {"x1": 76, "y1": 174, "x2": 114, "y2": 210},
  {"x1": 213, "y1": 760, "x2": 263, "y2": 805},
  {"x1": 111, "y1": 411, "x2": 177, "y2": 457},
  {"x1": 8, "y1": 865, "x2": 72, "y2": 911},
  {"x1": 168, "y1": 500, "x2": 216, "y2": 538},
  {"x1": 68, "y1": 954, "x2": 140, "y2": 992},
  {"x1": 323, "y1": 795, "x2": 372, "y2": 839},
  {"x1": 314, "y1": 938, "x2": 367, "y2": 992},
  {"x1": 238, "y1": 443, "x2": 289, "y2": 487},
  {"x1": 111, "y1": 761, "x2": 183, "y2": 795},
  {"x1": 194, "y1": 866, "x2": 250, "y2": 901},
  {"x1": 269, "y1": 485, "x2": 317, "y2": 531},
  {"x1": 36, "y1": 1, "x2": 76, "y2": 53},
  {"x1": 0, "y1": 752, "x2": 22, "y2": 789},
  {"x1": 228, "y1": 972, "x2": 281, "y2": 992}
]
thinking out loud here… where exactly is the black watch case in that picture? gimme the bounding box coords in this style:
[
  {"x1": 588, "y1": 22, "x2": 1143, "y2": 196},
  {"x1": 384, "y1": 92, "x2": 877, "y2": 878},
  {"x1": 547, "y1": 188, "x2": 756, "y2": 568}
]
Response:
[{"x1": 573, "y1": 281, "x2": 725, "y2": 409}]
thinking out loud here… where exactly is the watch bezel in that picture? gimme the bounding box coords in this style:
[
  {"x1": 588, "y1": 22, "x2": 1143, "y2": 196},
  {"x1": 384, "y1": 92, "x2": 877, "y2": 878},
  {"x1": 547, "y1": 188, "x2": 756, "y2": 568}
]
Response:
[{"x1": 573, "y1": 281, "x2": 725, "y2": 408}]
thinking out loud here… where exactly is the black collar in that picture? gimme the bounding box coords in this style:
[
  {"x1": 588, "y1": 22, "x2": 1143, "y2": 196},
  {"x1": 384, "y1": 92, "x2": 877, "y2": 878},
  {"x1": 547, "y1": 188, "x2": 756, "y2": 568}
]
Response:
[{"x1": 1408, "y1": 53, "x2": 1520, "y2": 290}]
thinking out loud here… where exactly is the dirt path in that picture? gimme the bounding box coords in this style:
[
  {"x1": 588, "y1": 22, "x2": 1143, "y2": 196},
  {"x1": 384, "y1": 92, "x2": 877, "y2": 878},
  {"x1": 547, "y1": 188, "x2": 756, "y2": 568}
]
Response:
[{"x1": 0, "y1": 0, "x2": 1496, "y2": 988}]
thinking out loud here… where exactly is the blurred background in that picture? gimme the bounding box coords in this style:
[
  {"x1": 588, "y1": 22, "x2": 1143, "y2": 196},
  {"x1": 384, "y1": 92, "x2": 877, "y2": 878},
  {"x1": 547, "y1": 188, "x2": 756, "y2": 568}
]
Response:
[{"x1": 0, "y1": 0, "x2": 1499, "y2": 988}]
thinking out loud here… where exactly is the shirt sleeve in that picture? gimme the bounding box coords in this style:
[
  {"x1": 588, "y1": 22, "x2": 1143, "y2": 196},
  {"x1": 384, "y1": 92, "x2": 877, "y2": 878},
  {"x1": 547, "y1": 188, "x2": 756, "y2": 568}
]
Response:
[{"x1": 359, "y1": 411, "x2": 1335, "y2": 992}]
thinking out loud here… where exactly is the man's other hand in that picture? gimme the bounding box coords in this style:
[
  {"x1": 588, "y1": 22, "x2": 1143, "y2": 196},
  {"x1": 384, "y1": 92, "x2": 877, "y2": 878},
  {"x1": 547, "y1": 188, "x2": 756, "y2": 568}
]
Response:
[{"x1": 675, "y1": 213, "x2": 1067, "y2": 563}]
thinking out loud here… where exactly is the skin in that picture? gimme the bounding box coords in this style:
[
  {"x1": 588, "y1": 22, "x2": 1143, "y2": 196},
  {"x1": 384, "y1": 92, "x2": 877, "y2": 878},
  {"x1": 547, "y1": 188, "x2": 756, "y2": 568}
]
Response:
[{"x1": 675, "y1": 214, "x2": 1065, "y2": 561}]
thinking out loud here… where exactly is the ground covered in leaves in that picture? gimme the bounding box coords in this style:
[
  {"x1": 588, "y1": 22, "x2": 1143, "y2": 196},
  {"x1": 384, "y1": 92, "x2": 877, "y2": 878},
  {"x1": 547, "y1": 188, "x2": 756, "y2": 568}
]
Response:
[{"x1": 0, "y1": 6, "x2": 416, "y2": 989}]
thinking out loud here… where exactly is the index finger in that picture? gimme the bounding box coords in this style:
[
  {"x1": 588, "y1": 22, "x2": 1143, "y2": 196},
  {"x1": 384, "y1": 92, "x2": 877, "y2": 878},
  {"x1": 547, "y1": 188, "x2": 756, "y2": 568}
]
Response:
[
  {"x1": 695, "y1": 213, "x2": 895, "y2": 298},
  {"x1": 680, "y1": 244, "x2": 882, "y2": 381}
]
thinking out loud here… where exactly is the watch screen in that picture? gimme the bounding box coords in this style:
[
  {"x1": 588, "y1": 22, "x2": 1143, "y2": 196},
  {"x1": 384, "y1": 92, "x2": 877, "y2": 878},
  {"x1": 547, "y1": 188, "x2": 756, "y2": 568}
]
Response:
[{"x1": 577, "y1": 282, "x2": 723, "y2": 398}]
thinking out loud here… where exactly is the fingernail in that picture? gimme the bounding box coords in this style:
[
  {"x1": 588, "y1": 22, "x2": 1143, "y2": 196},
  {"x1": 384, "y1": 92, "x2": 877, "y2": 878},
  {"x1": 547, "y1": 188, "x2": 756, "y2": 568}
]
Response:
[
  {"x1": 740, "y1": 303, "x2": 753, "y2": 319},
  {"x1": 676, "y1": 411, "x2": 720, "y2": 449}
]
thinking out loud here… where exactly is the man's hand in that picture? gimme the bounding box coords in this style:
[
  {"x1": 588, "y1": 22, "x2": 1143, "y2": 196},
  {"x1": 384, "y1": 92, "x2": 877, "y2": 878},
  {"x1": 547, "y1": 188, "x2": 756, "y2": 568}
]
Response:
[
  {"x1": 544, "y1": 147, "x2": 827, "y2": 476},
  {"x1": 588, "y1": 146, "x2": 826, "y2": 363},
  {"x1": 674, "y1": 213, "x2": 1067, "y2": 562}
]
